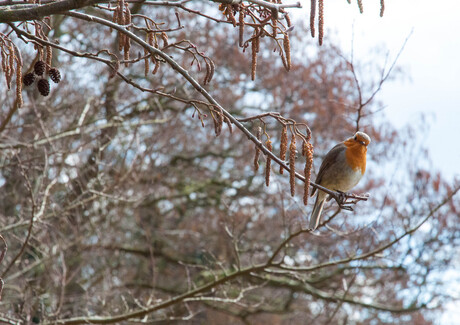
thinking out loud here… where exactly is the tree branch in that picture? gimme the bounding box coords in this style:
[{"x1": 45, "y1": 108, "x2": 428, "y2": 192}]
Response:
[{"x1": 0, "y1": 0, "x2": 98, "y2": 23}]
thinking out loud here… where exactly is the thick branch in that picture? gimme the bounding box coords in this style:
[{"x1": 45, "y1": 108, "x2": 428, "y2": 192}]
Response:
[{"x1": 0, "y1": 0, "x2": 98, "y2": 23}]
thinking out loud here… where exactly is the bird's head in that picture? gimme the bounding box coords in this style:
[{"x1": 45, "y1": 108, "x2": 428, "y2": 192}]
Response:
[{"x1": 350, "y1": 131, "x2": 371, "y2": 146}]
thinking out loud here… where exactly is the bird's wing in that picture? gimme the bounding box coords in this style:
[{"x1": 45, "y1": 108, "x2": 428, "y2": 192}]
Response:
[{"x1": 311, "y1": 142, "x2": 346, "y2": 196}]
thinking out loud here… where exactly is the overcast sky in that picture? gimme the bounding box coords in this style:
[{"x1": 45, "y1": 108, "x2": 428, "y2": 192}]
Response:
[{"x1": 299, "y1": 0, "x2": 460, "y2": 179}]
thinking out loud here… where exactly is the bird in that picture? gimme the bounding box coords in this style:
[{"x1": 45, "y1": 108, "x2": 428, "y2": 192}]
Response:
[{"x1": 309, "y1": 131, "x2": 371, "y2": 230}]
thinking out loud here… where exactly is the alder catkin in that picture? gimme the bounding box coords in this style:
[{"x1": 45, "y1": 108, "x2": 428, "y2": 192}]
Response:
[
  {"x1": 357, "y1": 0, "x2": 363, "y2": 13},
  {"x1": 265, "y1": 139, "x2": 273, "y2": 187},
  {"x1": 124, "y1": 38, "x2": 130, "y2": 67},
  {"x1": 238, "y1": 7, "x2": 245, "y2": 47},
  {"x1": 283, "y1": 34, "x2": 291, "y2": 71},
  {"x1": 224, "y1": 116, "x2": 233, "y2": 134},
  {"x1": 318, "y1": 0, "x2": 324, "y2": 46},
  {"x1": 204, "y1": 60, "x2": 211, "y2": 85},
  {"x1": 310, "y1": 0, "x2": 316, "y2": 38},
  {"x1": 214, "y1": 108, "x2": 223, "y2": 137},
  {"x1": 289, "y1": 134, "x2": 296, "y2": 197},
  {"x1": 144, "y1": 35, "x2": 150, "y2": 77},
  {"x1": 251, "y1": 38, "x2": 257, "y2": 80},
  {"x1": 380, "y1": 0, "x2": 385, "y2": 17},
  {"x1": 45, "y1": 45, "x2": 52, "y2": 74},
  {"x1": 15, "y1": 58, "x2": 23, "y2": 108},
  {"x1": 227, "y1": 4, "x2": 237, "y2": 27},
  {"x1": 254, "y1": 126, "x2": 262, "y2": 172},
  {"x1": 303, "y1": 142, "x2": 314, "y2": 205},
  {"x1": 279, "y1": 125, "x2": 288, "y2": 174}
]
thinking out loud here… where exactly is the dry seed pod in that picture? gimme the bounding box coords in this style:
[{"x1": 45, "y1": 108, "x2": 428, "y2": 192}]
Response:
[
  {"x1": 318, "y1": 0, "x2": 324, "y2": 46},
  {"x1": 289, "y1": 134, "x2": 296, "y2": 197},
  {"x1": 34, "y1": 60, "x2": 45, "y2": 76},
  {"x1": 279, "y1": 125, "x2": 288, "y2": 174},
  {"x1": 265, "y1": 139, "x2": 273, "y2": 187},
  {"x1": 254, "y1": 126, "x2": 262, "y2": 172},
  {"x1": 23, "y1": 72, "x2": 35, "y2": 86},
  {"x1": 310, "y1": 0, "x2": 316, "y2": 38},
  {"x1": 48, "y1": 67, "x2": 61, "y2": 83},
  {"x1": 303, "y1": 142, "x2": 314, "y2": 205},
  {"x1": 37, "y1": 78, "x2": 50, "y2": 96}
]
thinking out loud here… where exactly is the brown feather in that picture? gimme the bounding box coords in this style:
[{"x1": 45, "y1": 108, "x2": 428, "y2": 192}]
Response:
[{"x1": 311, "y1": 143, "x2": 346, "y2": 196}]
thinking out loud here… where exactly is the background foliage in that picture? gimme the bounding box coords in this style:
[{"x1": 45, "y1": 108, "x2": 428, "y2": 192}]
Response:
[{"x1": 0, "y1": 0, "x2": 459, "y2": 324}]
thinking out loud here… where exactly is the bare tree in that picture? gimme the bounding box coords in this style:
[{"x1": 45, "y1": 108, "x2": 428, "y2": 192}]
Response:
[{"x1": 0, "y1": 0, "x2": 459, "y2": 324}]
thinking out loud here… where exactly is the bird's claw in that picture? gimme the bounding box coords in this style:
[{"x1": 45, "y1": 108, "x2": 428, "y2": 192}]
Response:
[{"x1": 335, "y1": 190, "x2": 355, "y2": 211}]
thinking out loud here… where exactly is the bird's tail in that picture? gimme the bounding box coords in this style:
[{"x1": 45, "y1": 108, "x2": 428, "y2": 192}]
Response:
[{"x1": 309, "y1": 192, "x2": 327, "y2": 230}]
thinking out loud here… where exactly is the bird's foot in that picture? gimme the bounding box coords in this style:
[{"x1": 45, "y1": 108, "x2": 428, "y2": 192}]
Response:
[{"x1": 335, "y1": 190, "x2": 355, "y2": 211}]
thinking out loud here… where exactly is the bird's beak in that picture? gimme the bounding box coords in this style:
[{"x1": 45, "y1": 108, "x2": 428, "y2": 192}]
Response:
[{"x1": 359, "y1": 141, "x2": 366, "y2": 145}]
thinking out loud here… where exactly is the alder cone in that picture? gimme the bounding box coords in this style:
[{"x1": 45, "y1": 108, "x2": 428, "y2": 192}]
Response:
[
  {"x1": 37, "y1": 79, "x2": 50, "y2": 96},
  {"x1": 34, "y1": 60, "x2": 46, "y2": 76},
  {"x1": 48, "y1": 68, "x2": 61, "y2": 83},
  {"x1": 23, "y1": 73, "x2": 35, "y2": 86}
]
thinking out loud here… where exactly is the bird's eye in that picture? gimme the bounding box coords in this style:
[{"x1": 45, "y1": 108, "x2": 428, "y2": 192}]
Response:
[{"x1": 354, "y1": 136, "x2": 357, "y2": 140}]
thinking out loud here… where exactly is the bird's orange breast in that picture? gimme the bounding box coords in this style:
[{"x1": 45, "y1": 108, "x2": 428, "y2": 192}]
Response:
[{"x1": 344, "y1": 141, "x2": 367, "y2": 174}]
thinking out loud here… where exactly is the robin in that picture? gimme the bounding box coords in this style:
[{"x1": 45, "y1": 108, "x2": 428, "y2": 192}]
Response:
[{"x1": 309, "y1": 131, "x2": 371, "y2": 230}]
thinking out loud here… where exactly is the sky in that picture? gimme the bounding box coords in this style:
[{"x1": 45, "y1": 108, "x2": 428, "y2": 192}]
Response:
[{"x1": 299, "y1": 0, "x2": 460, "y2": 180}]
